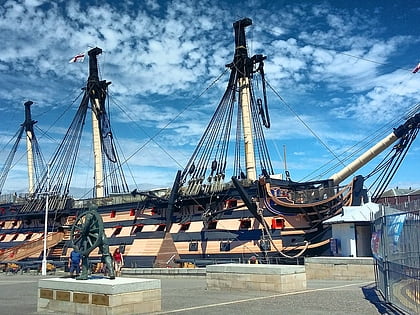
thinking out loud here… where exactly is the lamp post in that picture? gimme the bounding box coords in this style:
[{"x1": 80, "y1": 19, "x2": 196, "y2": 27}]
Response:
[{"x1": 41, "y1": 164, "x2": 50, "y2": 276}]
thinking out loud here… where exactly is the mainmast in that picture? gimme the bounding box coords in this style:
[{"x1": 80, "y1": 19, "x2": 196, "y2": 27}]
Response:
[
  {"x1": 87, "y1": 47, "x2": 111, "y2": 198},
  {"x1": 233, "y1": 18, "x2": 256, "y2": 181},
  {"x1": 23, "y1": 100, "x2": 36, "y2": 194},
  {"x1": 179, "y1": 18, "x2": 272, "y2": 195}
]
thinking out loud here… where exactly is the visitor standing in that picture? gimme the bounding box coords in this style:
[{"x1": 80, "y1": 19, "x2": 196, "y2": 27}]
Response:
[
  {"x1": 68, "y1": 248, "x2": 82, "y2": 277},
  {"x1": 112, "y1": 247, "x2": 124, "y2": 277}
]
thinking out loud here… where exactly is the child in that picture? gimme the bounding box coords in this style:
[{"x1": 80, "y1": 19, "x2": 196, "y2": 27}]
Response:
[{"x1": 68, "y1": 248, "x2": 82, "y2": 277}]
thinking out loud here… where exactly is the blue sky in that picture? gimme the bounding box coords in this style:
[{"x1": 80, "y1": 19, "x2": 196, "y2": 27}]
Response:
[{"x1": 0, "y1": 0, "x2": 419, "y2": 197}]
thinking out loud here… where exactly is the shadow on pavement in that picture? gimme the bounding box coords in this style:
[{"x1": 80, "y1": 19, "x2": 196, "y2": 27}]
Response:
[{"x1": 362, "y1": 283, "x2": 405, "y2": 315}]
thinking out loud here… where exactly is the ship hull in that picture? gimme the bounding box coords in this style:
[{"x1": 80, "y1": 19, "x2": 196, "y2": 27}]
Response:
[{"x1": 0, "y1": 180, "x2": 339, "y2": 267}]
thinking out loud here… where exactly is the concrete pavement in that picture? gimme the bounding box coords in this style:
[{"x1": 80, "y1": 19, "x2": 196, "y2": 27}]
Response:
[{"x1": 0, "y1": 273, "x2": 404, "y2": 314}]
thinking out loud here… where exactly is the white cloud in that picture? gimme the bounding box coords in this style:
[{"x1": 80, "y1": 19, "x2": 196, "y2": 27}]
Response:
[{"x1": 1, "y1": 0, "x2": 419, "y2": 194}]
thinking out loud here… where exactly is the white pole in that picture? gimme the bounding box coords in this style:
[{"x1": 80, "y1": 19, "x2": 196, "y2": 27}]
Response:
[
  {"x1": 41, "y1": 163, "x2": 50, "y2": 276},
  {"x1": 239, "y1": 77, "x2": 256, "y2": 181}
]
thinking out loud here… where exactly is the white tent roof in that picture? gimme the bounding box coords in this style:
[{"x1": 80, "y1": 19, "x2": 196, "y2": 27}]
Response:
[{"x1": 324, "y1": 202, "x2": 380, "y2": 224}]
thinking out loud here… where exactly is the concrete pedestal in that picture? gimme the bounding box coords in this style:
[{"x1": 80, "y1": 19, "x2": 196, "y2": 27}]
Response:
[
  {"x1": 305, "y1": 257, "x2": 375, "y2": 280},
  {"x1": 37, "y1": 277, "x2": 161, "y2": 314},
  {"x1": 206, "y1": 264, "x2": 306, "y2": 293}
]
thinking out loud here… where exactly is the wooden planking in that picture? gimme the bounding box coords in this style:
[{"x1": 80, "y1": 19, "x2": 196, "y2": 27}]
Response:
[
  {"x1": 175, "y1": 239, "x2": 284, "y2": 255},
  {"x1": 3, "y1": 234, "x2": 17, "y2": 242},
  {"x1": 168, "y1": 224, "x2": 181, "y2": 233},
  {"x1": 170, "y1": 219, "x2": 244, "y2": 234},
  {"x1": 104, "y1": 228, "x2": 114, "y2": 238},
  {"x1": 16, "y1": 234, "x2": 27, "y2": 241},
  {"x1": 141, "y1": 225, "x2": 159, "y2": 232},
  {"x1": 119, "y1": 226, "x2": 132, "y2": 237},
  {"x1": 27, "y1": 248, "x2": 43, "y2": 258},
  {"x1": 213, "y1": 219, "x2": 241, "y2": 230},
  {"x1": 104, "y1": 226, "x2": 132, "y2": 237},
  {"x1": 2, "y1": 220, "x2": 22, "y2": 229},
  {"x1": 111, "y1": 213, "x2": 135, "y2": 221},
  {"x1": 30, "y1": 233, "x2": 44, "y2": 241},
  {"x1": 89, "y1": 247, "x2": 101, "y2": 257},
  {"x1": 127, "y1": 239, "x2": 163, "y2": 256},
  {"x1": 187, "y1": 221, "x2": 205, "y2": 232},
  {"x1": 100, "y1": 211, "x2": 135, "y2": 223},
  {"x1": 3, "y1": 221, "x2": 15, "y2": 229}
]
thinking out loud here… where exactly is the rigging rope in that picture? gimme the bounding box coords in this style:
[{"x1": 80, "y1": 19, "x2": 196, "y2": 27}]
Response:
[
  {"x1": 115, "y1": 68, "x2": 230, "y2": 172},
  {"x1": 0, "y1": 127, "x2": 24, "y2": 193},
  {"x1": 265, "y1": 79, "x2": 346, "y2": 170},
  {"x1": 258, "y1": 208, "x2": 309, "y2": 258}
]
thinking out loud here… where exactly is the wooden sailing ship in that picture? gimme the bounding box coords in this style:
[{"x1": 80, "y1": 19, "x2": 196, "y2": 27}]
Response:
[{"x1": 0, "y1": 18, "x2": 419, "y2": 268}]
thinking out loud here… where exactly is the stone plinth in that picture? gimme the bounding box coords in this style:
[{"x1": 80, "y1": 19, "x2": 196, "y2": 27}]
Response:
[
  {"x1": 305, "y1": 257, "x2": 375, "y2": 280},
  {"x1": 38, "y1": 277, "x2": 161, "y2": 314},
  {"x1": 123, "y1": 267, "x2": 206, "y2": 278},
  {"x1": 206, "y1": 264, "x2": 306, "y2": 293}
]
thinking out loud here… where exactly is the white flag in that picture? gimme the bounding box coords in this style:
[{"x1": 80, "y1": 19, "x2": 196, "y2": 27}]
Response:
[
  {"x1": 69, "y1": 53, "x2": 85, "y2": 63},
  {"x1": 412, "y1": 62, "x2": 420, "y2": 74}
]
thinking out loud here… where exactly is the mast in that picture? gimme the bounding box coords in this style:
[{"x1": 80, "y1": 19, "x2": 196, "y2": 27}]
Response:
[
  {"x1": 87, "y1": 47, "x2": 110, "y2": 198},
  {"x1": 233, "y1": 18, "x2": 256, "y2": 181},
  {"x1": 179, "y1": 18, "x2": 271, "y2": 193},
  {"x1": 330, "y1": 112, "x2": 420, "y2": 185},
  {"x1": 23, "y1": 100, "x2": 36, "y2": 194}
]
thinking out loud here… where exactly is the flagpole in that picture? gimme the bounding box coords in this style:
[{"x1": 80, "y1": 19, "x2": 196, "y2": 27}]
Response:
[{"x1": 41, "y1": 163, "x2": 50, "y2": 276}]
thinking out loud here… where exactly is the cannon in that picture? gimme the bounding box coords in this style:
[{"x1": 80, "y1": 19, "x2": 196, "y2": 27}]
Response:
[{"x1": 69, "y1": 206, "x2": 115, "y2": 280}]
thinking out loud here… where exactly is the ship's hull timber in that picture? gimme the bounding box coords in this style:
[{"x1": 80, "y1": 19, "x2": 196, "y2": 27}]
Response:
[{"x1": 0, "y1": 181, "x2": 340, "y2": 267}]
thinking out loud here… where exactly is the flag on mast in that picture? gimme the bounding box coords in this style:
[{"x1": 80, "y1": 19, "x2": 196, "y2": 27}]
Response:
[
  {"x1": 69, "y1": 52, "x2": 85, "y2": 63},
  {"x1": 412, "y1": 62, "x2": 420, "y2": 73}
]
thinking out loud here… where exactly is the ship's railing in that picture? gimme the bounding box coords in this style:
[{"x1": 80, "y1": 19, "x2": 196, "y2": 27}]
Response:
[
  {"x1": 73, "y1": 189, "x2": 171, "y2": 209},
  {"x1": 0, "y1": 192, "x2": 30, "y2": 204},
  {"x1": 18, "y1": 195, "x2": 74, "y2": 213},
  {"x1": 180, "y1": 179, "x2": 242, "y2": 197},
  {"x1": 372, "y1": 203, "x2": 420, "y2": 315},
  {"x1": 269, "y1": 185, "x2": 342, "y2": 204}
]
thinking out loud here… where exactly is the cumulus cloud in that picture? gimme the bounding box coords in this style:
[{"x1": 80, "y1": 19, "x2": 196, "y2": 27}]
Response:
[{"x1": 1, "y1": 0, "x2": 419, "y2": 194}]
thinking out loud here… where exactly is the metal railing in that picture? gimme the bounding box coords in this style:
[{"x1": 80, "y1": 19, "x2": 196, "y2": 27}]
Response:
[{"x1": 372, "y1": 203, "x2": 419, "y2": 314}]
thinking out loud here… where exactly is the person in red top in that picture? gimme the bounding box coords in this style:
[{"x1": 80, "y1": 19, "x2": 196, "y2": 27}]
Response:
[{"x1": 112, "y1": 247, "x2": 124, "y2": 277}]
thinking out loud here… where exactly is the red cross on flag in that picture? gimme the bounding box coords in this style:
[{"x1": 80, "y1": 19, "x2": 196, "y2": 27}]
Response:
[{"x1": 69, "y1": 53, "x2": 85, "y2": 63}]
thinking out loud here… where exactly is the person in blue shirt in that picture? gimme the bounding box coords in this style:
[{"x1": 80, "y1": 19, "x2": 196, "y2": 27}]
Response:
[{"x1": 68, "y1": 247, "x2": 82, "y2": 277}]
